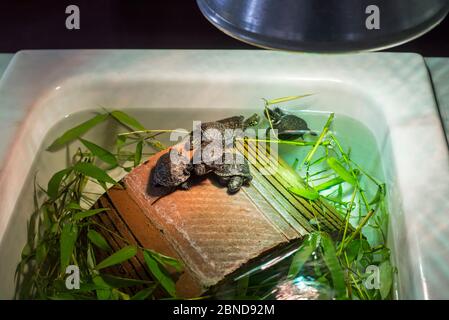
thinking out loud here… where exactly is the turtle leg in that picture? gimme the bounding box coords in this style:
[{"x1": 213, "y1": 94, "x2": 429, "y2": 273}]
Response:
[
  {"x1": 218, "y1": 176, "x2": 230, "y2": 186},
  {"x1": 227, "y1": 176, "x2": 243, "y2": 194},
  {"x1": 180, "y1": 180, "x2": 191, "y2": 190},
  {"x1": 307, "y1": 128, "x2": 318, "y2": 136}
]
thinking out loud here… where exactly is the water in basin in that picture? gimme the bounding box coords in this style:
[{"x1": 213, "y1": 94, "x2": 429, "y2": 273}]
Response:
[{"x1": 1, "y1": 107, "x2": 391, "y2": 300}]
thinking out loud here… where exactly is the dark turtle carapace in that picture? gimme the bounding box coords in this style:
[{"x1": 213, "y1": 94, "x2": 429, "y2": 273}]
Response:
[
  {"x1": 194, "y1": 149, "x2": 252, "y2": 194},
  {"x1": 189, "y1": 113, "x2": 260, "y2": 150},
  {"x1": 265, "y1": 107, "x2": 316, "y2": 140},
  {"x1": 152, "y1": 150, "x2": 192, "y2": 190}
]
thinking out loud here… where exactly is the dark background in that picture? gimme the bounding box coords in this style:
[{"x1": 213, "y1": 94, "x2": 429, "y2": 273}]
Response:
[{"x1": 0, "y1": 0, "x2": 448, "y2": 55}]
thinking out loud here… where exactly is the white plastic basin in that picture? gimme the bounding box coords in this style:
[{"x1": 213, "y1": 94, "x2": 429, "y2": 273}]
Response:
[{"x1": 0, "y1": 50, "x2": 448, "y2": 299}]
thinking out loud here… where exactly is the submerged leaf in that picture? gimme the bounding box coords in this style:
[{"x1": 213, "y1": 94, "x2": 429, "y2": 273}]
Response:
[
  {"x1": 87, "y1": 230, "x2": 111, "y2": 252},
  {"x1": 21, "y1": 243, "x2": 32, "y2": 259},
  {"x1": 314, "y1": 177, "x2": 344, "y2": 192},
  {"x1": 369, "y1": 183, "x2": 386, "y2": 205},
  {"x1": 60, "y1": 223, "x2": 79, "y2": 273},
  {"x1": 145, "y1": 249, "x2": 183, "y2": 273},
  {"x1": 131, "y1": 285, "x2": 157, "y2": 300},
  {"x1": 36, "y1": 242, "x2": 47, "y2": 264},
  {"x1": 116, "y1": 135, "x2": 127, "y2": 151},
  {"x1": 379, "y1": 260, "x2": 393, "y2": 299},
  {"x1": 80, "y1": 138, "x2": 118, "y2": 166},
  {"x1": 327, "y1": 157, "x2": 357, "y2": 186},
  {"x1": 101, "y1": 274, "x2": 153, "y2": 288},
  {"x1": 93, "y1": 275, "x2": 112, "y2": 300},
  {"x1": 47, "y1": 168, "x2": 72, "y2": 200},
  {"x1": 66, "y1": 202, "x2": 83, "y2": 211},
  {"x1": 320, "y1": 233, "x2": 346, "y2": 299},
  {"x1": 288, "y1": 232, "x2": 320, "y2": 279},
  {"x1": 73, "y1": 162, "x2": 116, "y2": 185},
  {"x1": 47, "y1": 113, "x2": 109, "y2": 151},
  {"x1": 95, "y1": 246, "x2": 137, "y2": 270},
  {"x1": 111, "y1": 110, "x2": 146, "y2": 131},
  {"x1": 143, "y1": 250, "x2": 177, "y2": 297},
  {"x1": 73, "y1": 208, "x2": 109, "y2": 221},
  {"x1": 344, "y1": 239, "x2": 371, "y2": 263},
  {"x1": 288, "y1": 186, "x2": 319, "y2": 200},
  {"x1": 134, "y1": 140, "x2": 143, "y2": 167}
]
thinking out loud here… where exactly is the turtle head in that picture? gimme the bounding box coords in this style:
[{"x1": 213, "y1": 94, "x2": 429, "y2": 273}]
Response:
[
  {"x1": 264, "y1": 107, "x2": 283, "y2": 123},
  {"x1": 243, "y1": 113, "x2": 260, "y2": 128},
  {"x1": 227, "y1": 176, "x2": 244, "y2": 194}
]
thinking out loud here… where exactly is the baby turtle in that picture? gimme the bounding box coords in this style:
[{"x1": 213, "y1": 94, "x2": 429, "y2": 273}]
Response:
[
  {"x1": 152, "y1": 150, "x2": 193, "y2": 190},
  {"x1": 189, "y1": 113, "x2": 260, "y2": 150},
  {"x1": 194, "y1": 149, "x2": 252, "y2": 194},
  {"x1": 265, "y1": 107, "x2": 316, "y2": 140}
]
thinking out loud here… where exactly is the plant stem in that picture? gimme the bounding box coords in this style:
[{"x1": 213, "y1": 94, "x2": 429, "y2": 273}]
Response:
[
  {"x1": 118, "y1": 129, "x2": 189, "y2": 137},
  {"x1": 337, "y1": 186, "x2": 358, "y2": 256},
  {"x1": 302, "y1": 113, "x2": 334, "y2": 167},
  {"x1": 237, "y1": 137, "x2": 329, "y2": 147},
  {"x1": 343, "y1": 209, "x2": 376, "y2": 247}
]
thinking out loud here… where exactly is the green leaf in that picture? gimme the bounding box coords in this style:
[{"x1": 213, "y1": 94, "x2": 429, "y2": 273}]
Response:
[
  {"x1": 101, "y1": 274, "x2": 153, "y2": 288},
  {"x1": 36, "y1": 242, "x2": 47, "y2": 264},
  {"x1": 143, "y1": 250, "x2": 177, "y2": 297},
  {"x1": 60, "y1": 223, "x2": 79, "y2": 273},
  {"x1": 79, "y1": 138, "x2": 118, "y2": 166},
  {"x1": 134, "y1": 140, "x2": 143, "y2": 167},
  {"x1": 131, "y1": 285, "x2": 157, "y2": 300},
  {"x1": 49, "y1": 293, "x2": 77, "y2": 300},
  {"x1": 145, "y1": 249, "x2": 183, "y2": 273},
  {"x1": 147, "y1": 139, "x2": 166, "y2": 151},
  {"x1": 47, "y1": 168, "x2": 72, "y2": 200},
  {"x1": 314, "y1": 177, "x2": 344, "y2": 192},
  {"x1": 265, "y1": 94, "x2": 313, "y2": 105},
  {"x1": 116, "y1": 135, "x2": 127, "y2": 152},
  {"x1": 292, "y1": 158, "x2": 299, "y2": 171},
  {"x1": 47, "y1": 113, "x2": 109, "y2": 151},
  {"x1": 78, "y1": 282, "x2": 110, "y2": 292},
  {"x1": 379, "y1": 260, "x2": 393, "y2": 299},
  {"x1": 288, "y1": 186, "x2": 320, "y2": 200},
  {"x1": 320, "y1": 233, "x2": 346, "y2": 299},
  {"x1": 93, "y1": 275, "x2": 112, "y2": 300},
  {"x1": 87, "y1": 229, "x2": 111, "y2": 252},
  {"x1": 327, "y1": 157, "x2": 357, "y2": 186},
  {"x1": 111, "y1": 110, "x2": 146, "y2": 131},
  {"x1": 288, "y1": 232, "x2": 320, "y2": 279},
  {"x1": 21, "y1": 243, "x2": 32, "y2": 259},
  {"x1": 369, "y1": 183, "x2": 386, "y2": 205},
  {"x1": 73, "y1": 162, "x2": 116, "y2": 185},
  {"x1": 236, "y1": 276, "x2": 249, "y2": 298},
  {"x1": 345, "y1": 240, "x2": 361, "y2": 263},
  {"x1": 95, "y1": 246, "x2": 137, "y2": 270},
  {"x1": 115, "y1": 289, "x2": 131, "y2": 300},
  {"x1": 344, "y1": 239, "x2": 370, "y2": 263},
  {"x1": 66, "y1": 202, "x2": 83, "y2": 211},
  {"x1": 74, "y1": 208, "x2": 109, "y2": 221}
]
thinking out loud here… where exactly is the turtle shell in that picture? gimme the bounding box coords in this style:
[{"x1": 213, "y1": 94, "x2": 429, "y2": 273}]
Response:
[
  {"x1": 274, "y1": 114, "x2": 311, "y2": 140},
  {"x1": 216, "y1": 115, "x2": 245, "y2": 129},
  {"x1": 212, "y1": 151, "x2": 252, "y2": 179},
  {"x1": 152, "y1": 151, "x2": 192, "y2": 187}
]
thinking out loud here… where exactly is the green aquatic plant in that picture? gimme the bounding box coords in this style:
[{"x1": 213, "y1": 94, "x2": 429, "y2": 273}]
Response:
[
  {"x1": 16, "y1": 110, "x2": 183, "y2": 300},
  {"x1": 230, "y1": 95, "x2": 394, "y2": 300}
]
